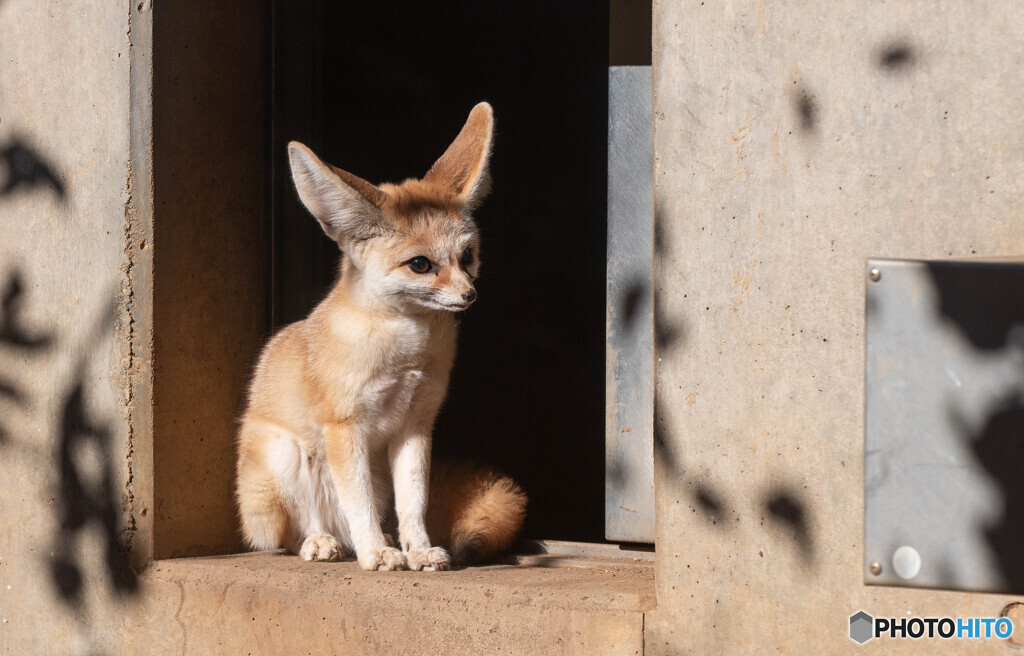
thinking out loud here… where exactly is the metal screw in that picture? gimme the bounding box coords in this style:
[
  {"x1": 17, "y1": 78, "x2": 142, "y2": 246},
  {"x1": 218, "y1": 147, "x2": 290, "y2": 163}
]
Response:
[
  {"x1": 869, "y1": 561, "x2": 882, "y2": 576},
  {"x1": 869, "y1": 268, "x2": 881, "y2": 282}
]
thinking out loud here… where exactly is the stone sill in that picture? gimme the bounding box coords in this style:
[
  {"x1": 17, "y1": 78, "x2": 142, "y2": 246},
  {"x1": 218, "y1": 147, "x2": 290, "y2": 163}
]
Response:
[{"x1": 123, "y1": 545, "x2": 655, "y2": 655}]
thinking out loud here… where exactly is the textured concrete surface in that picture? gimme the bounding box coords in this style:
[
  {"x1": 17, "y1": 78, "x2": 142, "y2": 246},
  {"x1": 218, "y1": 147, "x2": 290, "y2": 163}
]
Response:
[
  {"x1": 151, "y1": 0, "x2": 269, "y2": 559},
  {"x1": 0, "y1": 1, "x2": 139, "y2": 653},
  {"x1": 0, "y1": 2, "x2": 650, "y2": 653},
  {"x1": 0, "y1": 0, "x2": 267, "y2": 650},
  {"x1": 11, "y1": 0, "x2": 1024, "y2": 653},
  {"x1": 125, "y1": 552, "x2": 653, "y2": 656},
  {"x1": 650, "y1": 1, "x2": 1024, "y2": 653}
]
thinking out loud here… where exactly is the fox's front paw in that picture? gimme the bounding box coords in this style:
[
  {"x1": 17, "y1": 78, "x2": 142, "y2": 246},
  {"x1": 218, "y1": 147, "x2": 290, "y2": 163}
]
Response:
[
  {"x1": 299, "y1": 533, "x2": 345, "y2": 562},
  {"x1": 406, "y1": 546, "x2": 451, "y2": 572},
  {"x1": 358, "y1": 547, "x2": 407, "y2": 571}
]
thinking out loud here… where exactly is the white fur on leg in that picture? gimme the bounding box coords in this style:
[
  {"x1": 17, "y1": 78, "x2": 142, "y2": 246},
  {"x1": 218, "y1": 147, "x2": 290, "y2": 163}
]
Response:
[
  {"x1": 331, "y1": 435, "x2": 400, "y2": 569},
  {"x1": 264, "y1": 431, "x2": 353, "y2": 555},
  {"x1": 390, "y1": 435, "x2": 433, "y2": 555}
]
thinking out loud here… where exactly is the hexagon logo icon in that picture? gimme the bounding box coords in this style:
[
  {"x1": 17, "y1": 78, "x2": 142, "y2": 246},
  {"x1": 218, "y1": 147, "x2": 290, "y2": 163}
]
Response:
[{"x1": 850, "y1": 611, "x2": 874, "y2": 644}]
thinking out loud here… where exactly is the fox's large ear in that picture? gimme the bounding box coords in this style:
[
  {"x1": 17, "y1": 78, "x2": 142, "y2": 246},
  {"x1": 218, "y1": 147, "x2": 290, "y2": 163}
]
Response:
[
  {"x1": 288, "y1": 142, "x2": 388, "y2": 243},
  {"x1": 423, "y1": 102, "x2": 494, "y2": 210}
]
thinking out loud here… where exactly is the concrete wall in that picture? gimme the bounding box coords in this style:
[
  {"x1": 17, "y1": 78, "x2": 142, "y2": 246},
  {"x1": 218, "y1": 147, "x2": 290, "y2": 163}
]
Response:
[
  {"x1": 650, "y1": 1, "x2": 1024, "y2": 653},
  {"x1": 0, "y1": 0, "x2": 268, "y2": 650},
  {"x1": 151, "y1": 0, "x2": 268, "y2": 559},
  {"x1": 0, "y1": 1, "x2": 144, "y2": 652},
  {"x1": 9, "y1": 0, "x2": 1024, "y2": 652}
]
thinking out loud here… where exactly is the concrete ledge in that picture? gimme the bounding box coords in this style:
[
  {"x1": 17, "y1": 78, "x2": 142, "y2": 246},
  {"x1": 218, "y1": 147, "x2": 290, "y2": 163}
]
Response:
[{"x1": 124, "y1": 551, "x2": 655, "y2": 655}]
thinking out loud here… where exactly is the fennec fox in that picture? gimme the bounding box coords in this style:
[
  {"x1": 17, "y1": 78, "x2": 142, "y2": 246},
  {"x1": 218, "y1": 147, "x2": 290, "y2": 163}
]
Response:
[{"x1": 236, "y1": 103, "x2": 526, "y2": 571}]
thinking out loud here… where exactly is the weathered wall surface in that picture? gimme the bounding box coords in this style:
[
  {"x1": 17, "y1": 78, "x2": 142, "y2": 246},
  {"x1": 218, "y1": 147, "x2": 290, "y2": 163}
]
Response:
[
  {"x1": 650, "y1": 1, "x2": 1024, "y2": 653},
  {"x1": 151, "y1": 0, "x2": 269, "y2": 559},
  {"x1": 0, "y1": 1, "x2": 146, "y2": 652},
  {"x1": 0, "y1": 0, "x2": 269, "y2": 649},
  {"x1": 124, "y1": 553, "x2": 652, "y2": 656}
]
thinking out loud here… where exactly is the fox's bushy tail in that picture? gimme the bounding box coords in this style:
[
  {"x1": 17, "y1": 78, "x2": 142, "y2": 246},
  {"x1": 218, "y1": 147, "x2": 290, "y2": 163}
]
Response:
[{"x1": 427, "y1": 460, "x2": 527, "y2": 565}]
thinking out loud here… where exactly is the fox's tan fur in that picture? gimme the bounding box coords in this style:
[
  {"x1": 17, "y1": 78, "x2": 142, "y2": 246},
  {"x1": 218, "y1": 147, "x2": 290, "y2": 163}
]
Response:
[{"x1": 236, "y1": 103, "x2": 525, "y2": 570}]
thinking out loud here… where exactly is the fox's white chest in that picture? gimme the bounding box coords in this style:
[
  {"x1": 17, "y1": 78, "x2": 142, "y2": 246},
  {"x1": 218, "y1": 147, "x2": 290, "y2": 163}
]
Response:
[
  {"x1": 341, "y1": 315, "x2": 445, "y2": 437},
  {"x1": 359, "y1": 366, "x2": 425, "y2": 433}
]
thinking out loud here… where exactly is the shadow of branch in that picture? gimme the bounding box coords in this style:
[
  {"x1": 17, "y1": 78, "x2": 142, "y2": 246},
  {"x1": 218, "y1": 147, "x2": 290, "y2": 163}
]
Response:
[{"x1": 0, "y1": 136, "x2": 66, "y2": 199}]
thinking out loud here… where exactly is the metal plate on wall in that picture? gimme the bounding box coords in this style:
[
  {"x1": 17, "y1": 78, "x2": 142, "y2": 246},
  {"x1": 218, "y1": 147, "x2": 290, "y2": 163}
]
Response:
[
  {"x1": 606, "y1": 66, "x2": 654, "y2": 543},
  {"x1": 865, "y1": 258, "x2": 1024, "y2": 593}
]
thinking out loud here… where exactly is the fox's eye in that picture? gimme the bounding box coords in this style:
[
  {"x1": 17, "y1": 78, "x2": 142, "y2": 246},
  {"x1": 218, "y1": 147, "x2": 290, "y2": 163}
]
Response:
[
  {"x1": 460, "y1": 247, "x2": 474, "y2": 269},
  {"x1": 407, "y1": 256, "x2": 432, "y2": 274}
]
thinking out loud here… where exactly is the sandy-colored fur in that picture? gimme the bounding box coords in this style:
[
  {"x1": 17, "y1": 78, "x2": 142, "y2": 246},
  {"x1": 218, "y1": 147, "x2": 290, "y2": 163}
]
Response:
[{"x1": 235, "y1": 103, "x2": 525, "y2": 570}]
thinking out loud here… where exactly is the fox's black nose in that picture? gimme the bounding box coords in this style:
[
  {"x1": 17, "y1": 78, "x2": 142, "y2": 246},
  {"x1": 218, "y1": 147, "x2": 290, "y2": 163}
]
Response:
[{"x1": 462, "y1": 289, "x2": 478, "y2": 303}]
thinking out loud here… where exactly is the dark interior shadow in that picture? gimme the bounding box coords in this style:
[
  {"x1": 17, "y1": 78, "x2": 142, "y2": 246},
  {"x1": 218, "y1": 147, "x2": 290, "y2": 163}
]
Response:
[{"x1": 274, "y1": 0, "x2": 610, "y2": 542}]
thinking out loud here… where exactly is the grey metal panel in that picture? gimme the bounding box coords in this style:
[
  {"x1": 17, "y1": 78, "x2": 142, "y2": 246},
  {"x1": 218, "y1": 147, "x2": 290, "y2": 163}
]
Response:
[
  {"x1": 865, "y1": 258, "x2": 1024, "y2": 593},
  {"x1": 606, "y1": 66, "x2": 654, "y2": 543}
]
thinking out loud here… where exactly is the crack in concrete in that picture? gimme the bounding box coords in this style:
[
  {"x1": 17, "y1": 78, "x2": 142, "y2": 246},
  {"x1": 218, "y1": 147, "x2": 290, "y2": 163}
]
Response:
[
  {"x1": 118, "y1": 0, "x2": 155, "y2": 570},
  {"x1": 173, "y1": 580, "x2": 188, "y2": 656},
  {"x1": 117, "y1": 166, "x2": 140, "y2": 559}
]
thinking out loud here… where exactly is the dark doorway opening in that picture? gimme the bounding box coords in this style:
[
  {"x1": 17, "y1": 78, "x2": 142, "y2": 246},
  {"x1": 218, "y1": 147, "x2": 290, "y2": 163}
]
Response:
[{"x1": 271, "y1": 1, "x2": 610, "y2": 541}]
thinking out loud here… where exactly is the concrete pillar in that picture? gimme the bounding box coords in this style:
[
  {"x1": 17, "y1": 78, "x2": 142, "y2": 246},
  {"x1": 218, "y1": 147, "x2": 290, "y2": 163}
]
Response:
[
  {"x1": 0, "y1": 2, "x2": 138, "y2": 652},
  {"x1": 650, "y1": 2, "x2": 1024, "y2": 652}
]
